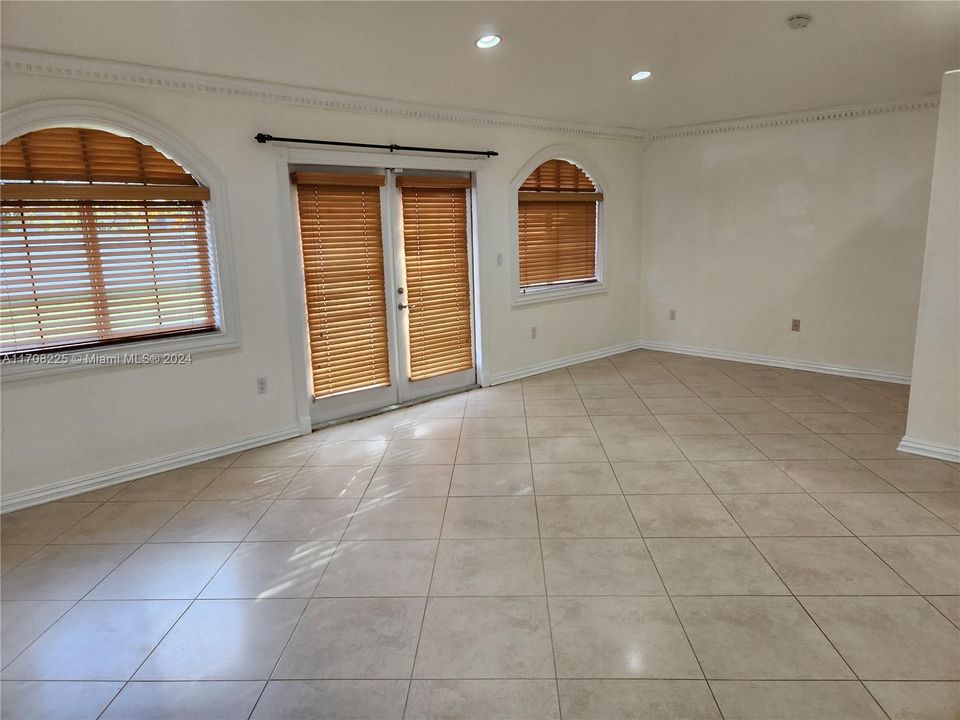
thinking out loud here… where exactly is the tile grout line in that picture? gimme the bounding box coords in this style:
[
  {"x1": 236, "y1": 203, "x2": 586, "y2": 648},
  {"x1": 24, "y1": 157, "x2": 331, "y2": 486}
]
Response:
[
  {"x1": 523, "y1": 389, "x2": 565, "y2": 720},
  {"x1": 609, "y1": 355, "x2": 728, "y2": 720},
  {"x1": 85, "y1": 438, "x2": 317, "y2": 714},
  {"x1": 13, "y1": 676, "x2": 951, "y2": 682},
  {"x1": 796, "y1": 475, "x2": 960, "y2": 634},
  {"x1": 4, "y1": 591, "x2": 955, "y2": 601},
  {"x1": 680, "y1": 474, "x2": 886, "y2": 714},
  {"x1": 3, "y1": 352, "x2": 955, "y2": 718},
  {"x1": 95, "y1": 450, "x2": 313, "y2": 720},
  {"x1": 666, "y1": 358, "x2": 919, "y2": 719},
  {"x1": 243, "y1": 424, "x2": 400, "y2": 719},
  {"x1": 626, "y1": 355, "x2": 896, "y2": 714},
  {"x1": 693, "y1": 361, "x2": 920, "y2": 700},
  {"x1": 0, "y1": 465, "x2": 239, "y2": 681},
  {"x1": 712, "y1": 367, "x2": 960, "y2": 632},
  {"x1": 398, "y1": 408, "x2": 460, "y2": 720}
]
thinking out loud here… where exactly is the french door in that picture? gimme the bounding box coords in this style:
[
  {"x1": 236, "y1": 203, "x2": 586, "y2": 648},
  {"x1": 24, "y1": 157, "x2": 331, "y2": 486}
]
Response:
[{"x1": 293, "y1": 167, "x2": 476, "y2": 425}]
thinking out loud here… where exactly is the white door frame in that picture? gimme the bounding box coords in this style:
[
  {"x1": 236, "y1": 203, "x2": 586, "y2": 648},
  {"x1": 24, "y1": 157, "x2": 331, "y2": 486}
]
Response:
[{"x1": 273, "y1": 145, "x2": 487, "y2": 430}]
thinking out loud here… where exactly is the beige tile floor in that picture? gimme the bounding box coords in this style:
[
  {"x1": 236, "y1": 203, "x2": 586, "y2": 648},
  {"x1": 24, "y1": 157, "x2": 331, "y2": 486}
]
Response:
[{"x1": 2, "y1": 350, "x2": 959, "y2": 719}]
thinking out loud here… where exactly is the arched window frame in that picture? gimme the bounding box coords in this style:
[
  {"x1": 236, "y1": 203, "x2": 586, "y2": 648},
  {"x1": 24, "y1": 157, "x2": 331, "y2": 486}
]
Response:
[
  {"x1": 509, "y1": 146, "x2": 607, "y2": 306},
  {"x1": 0, "y1": 99, "x2": 240, "y2": 381}
]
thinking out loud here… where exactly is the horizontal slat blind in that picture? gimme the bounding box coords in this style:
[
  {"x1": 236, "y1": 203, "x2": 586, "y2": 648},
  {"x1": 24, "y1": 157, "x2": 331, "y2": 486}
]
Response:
[
  {"x1": 291, "y1": 172, "x2": 385, "y2": 188},
  {"x1": 1, "y1": 128, "x2": 200, "y2": 186},
  {"x1": 400, "y1": 181, "x2": 473, "y2": 381},
  {"x1": 521, "y1": 159, "x2": 596, "y2": 193},
  {"x1": 518, "y1": 159, "x2": 599, "y2": 288},
  {"x1": 396, "y1": 176, "x2": 472, "y2": 189},
  {"x1": 3, "y1": 184, "x2": 210, "y2": 202},
  {"x1": 1, "y1": 199, "x2": 216, "y2": 354},
  {"x1": 1, "y1": 127, "x2": 218, "y2": 356},
  {"x1": 519, "y1": 200, "x2": 597, "y2": 286},
  {"x1": 518, "y1": 191, "x2": 603, "y2": 203},
  {"x1": 295, "y1": 175, "x2": 391, "y2": 398}
]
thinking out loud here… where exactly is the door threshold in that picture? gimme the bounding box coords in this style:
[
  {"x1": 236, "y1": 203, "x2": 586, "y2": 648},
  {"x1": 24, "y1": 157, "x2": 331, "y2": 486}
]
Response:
[{"x1": 311, "y1": 384, "x2": 480, "y2": 431}]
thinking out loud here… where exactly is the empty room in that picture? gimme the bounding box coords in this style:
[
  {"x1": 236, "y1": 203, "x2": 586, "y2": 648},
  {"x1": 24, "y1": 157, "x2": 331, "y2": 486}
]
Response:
[{"x1": 0, "y1": 1, "x2": 958, "y2": 718}]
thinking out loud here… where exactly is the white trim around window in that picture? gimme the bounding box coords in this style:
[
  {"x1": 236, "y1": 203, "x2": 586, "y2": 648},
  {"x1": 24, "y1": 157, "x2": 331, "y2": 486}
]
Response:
[
  {"x1": 509, "y1": 145, "x2": 608, "y2": 307},
  {"x1": 0, "y1": 99, "x2": 241, "y2": 382}
]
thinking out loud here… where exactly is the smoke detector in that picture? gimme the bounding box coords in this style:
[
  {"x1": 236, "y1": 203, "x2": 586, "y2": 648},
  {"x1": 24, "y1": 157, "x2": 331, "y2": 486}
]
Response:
[{"x1": 787, "y1": 14, "x2": 812, "y2": 30}]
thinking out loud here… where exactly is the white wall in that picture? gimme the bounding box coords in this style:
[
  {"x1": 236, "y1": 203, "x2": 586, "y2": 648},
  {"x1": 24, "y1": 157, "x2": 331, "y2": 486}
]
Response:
[
  {"x1": 902, "y1": 71, "x2": 960, "y2": 459},
  {"x1": 0, "y1": 56, "x2": 944, "y2": 507},
  {"x1": 639, "y1": 108, "x2": 939, "y2": 378},
  {"x1": 0, "y1": 70, "x2": 644, "y2": 504}
]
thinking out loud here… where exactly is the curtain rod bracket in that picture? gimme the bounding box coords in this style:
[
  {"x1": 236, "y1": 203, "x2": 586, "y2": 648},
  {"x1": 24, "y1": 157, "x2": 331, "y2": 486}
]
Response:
[{"x1": 254, "y1": 133, "x2": 497, "y2": 158}]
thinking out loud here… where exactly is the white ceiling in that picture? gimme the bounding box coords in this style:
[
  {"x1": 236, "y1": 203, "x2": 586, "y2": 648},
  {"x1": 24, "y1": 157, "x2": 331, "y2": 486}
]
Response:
[{"x1": 2, "y1": 1, "x2": 957, "y2": 130}]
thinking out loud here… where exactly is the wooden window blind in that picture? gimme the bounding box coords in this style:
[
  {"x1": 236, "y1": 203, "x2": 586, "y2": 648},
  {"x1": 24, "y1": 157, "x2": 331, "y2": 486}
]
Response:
[
  {"x1": 1, "y1": 127, "x2": 201, "y2": 186},
  {"x1": 521, "y1": 158, "x2": 597, "y2": 193},
  {"x1": 1, "y1": 128, "x2": 217, "y2": 356},
  {"x1": 398, "y1": 175, "x2": 473, "y2": 381},
  {"x1": 518, "y1": 159, "x2": 602, "y2": 289},
  {"x1": 292, "y1": 171, "x2": 391, "y2": 398}
]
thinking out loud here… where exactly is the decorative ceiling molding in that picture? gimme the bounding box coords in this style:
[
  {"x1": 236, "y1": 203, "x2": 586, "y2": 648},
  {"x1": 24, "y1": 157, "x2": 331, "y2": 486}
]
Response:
[
  {"x1": 1, "y1": 47, "x2": 940, "y2": 145},
  {"x1": 0, "y1": 47, "x2": 649, "y2": 142},
  {"x1": 650, "y1": 94, "x2": 940, "y2": 141}
]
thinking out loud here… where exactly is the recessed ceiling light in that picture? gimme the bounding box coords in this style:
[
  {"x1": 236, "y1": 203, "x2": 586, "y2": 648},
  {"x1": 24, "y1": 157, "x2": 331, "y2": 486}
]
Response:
[
  {"x1": 631, "y1": 70, "x2": 652, "y2": 81},
  {"x1": 476, "y1": 34, "x2": 502, "y2": 49}
]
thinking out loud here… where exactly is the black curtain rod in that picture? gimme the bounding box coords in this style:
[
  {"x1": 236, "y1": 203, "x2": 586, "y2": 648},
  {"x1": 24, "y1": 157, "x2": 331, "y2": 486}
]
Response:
[{"x1": 255, "y1": 133, "x2": 498, "y2": 157}]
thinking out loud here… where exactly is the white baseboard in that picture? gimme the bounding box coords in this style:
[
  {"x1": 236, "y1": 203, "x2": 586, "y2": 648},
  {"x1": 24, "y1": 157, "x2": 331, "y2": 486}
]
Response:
[
  {"x1": 485, "y1": 340, "x2": 910, "y2": 385},
  {"x1": 0, "y1": 425, "x2": 304, "y2": 514},
  {"x1": 633, "y1": 340, "x2": 911, "y2": 385},
  {"x1": 897, "y1": 436, "x2": 960, "y2": 463},
  {"x1": 484, "y1": 341, "x2": 646, "y2": 385},
  {"x1": 486, "y1": 339, "x2": 912, "y2": 387},
  {"x1": 1, "y1": 340, "x2": 917, "y2": 512}
]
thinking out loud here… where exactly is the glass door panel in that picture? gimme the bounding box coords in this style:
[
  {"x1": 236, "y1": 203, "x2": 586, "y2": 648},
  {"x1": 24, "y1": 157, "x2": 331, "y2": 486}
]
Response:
[
  {"x1": 394, "y1": 174, "x2": 476, "y2": 402},
  {"x1": 294, "y1": 167, "x2": 476, "y2": 427}
]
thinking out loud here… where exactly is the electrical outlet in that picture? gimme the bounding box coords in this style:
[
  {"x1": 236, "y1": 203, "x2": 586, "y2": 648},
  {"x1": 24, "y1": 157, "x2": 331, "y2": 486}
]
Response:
[
  {"x1": 669, "y1": 309, "x2": 677, "y2": 321},
  {"x1": 791, "y1": 319, "x2": 801, "y2": 332},
  {"x1": 530, "y1": 326, "x2": 537, "y2": 340},
  {"x1": 256, "y1": 376, "x2": 268, "y2": 394},
  {"x1": 496, "y1": 253, "x2": 504, "y2": 267}
]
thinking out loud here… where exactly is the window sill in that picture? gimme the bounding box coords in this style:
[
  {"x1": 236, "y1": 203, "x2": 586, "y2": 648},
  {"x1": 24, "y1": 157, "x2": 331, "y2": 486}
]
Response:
[
  {"x1": 0, "y1": 330, "x2": 240, "y2": 383},
  {"x1": 511, "y1": 281, "x2": 607, "y2": 307}
]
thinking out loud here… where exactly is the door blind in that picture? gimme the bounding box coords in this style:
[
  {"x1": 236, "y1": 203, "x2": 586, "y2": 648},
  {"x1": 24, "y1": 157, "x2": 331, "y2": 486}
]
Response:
[
  {"x1": 518, "y1": 159, "x2": 602, "y2": 288},
  {"x1": 1, "y1": 128, "x2": 217, "y2": 356},
  {"x1": 398, "y1": 176, "x2": 473, "y2": 381},
  {"x1": 292, "y1": 171, "x2": 391, "y2": 398}
]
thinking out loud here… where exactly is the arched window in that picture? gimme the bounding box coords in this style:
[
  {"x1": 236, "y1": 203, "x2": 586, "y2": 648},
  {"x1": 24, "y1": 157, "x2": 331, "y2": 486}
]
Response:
[
  {"x1": 0, "y1": 127, "x2": 218, "y2": 356},
  {"x1": 518, "y1": 158, "x2": 603, "y2": 290}
]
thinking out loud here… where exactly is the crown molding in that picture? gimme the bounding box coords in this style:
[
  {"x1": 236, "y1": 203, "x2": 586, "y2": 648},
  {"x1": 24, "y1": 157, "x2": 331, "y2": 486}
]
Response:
[
  {"x1": 1, "y1": 47, "x2": 940, "y2": 145},
  {"x1": 0, "y1": 47, "x2": 649, "y2": 142},
  {"x1": 650, "y1": 93, "x2": 940, "y2": 141}
]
